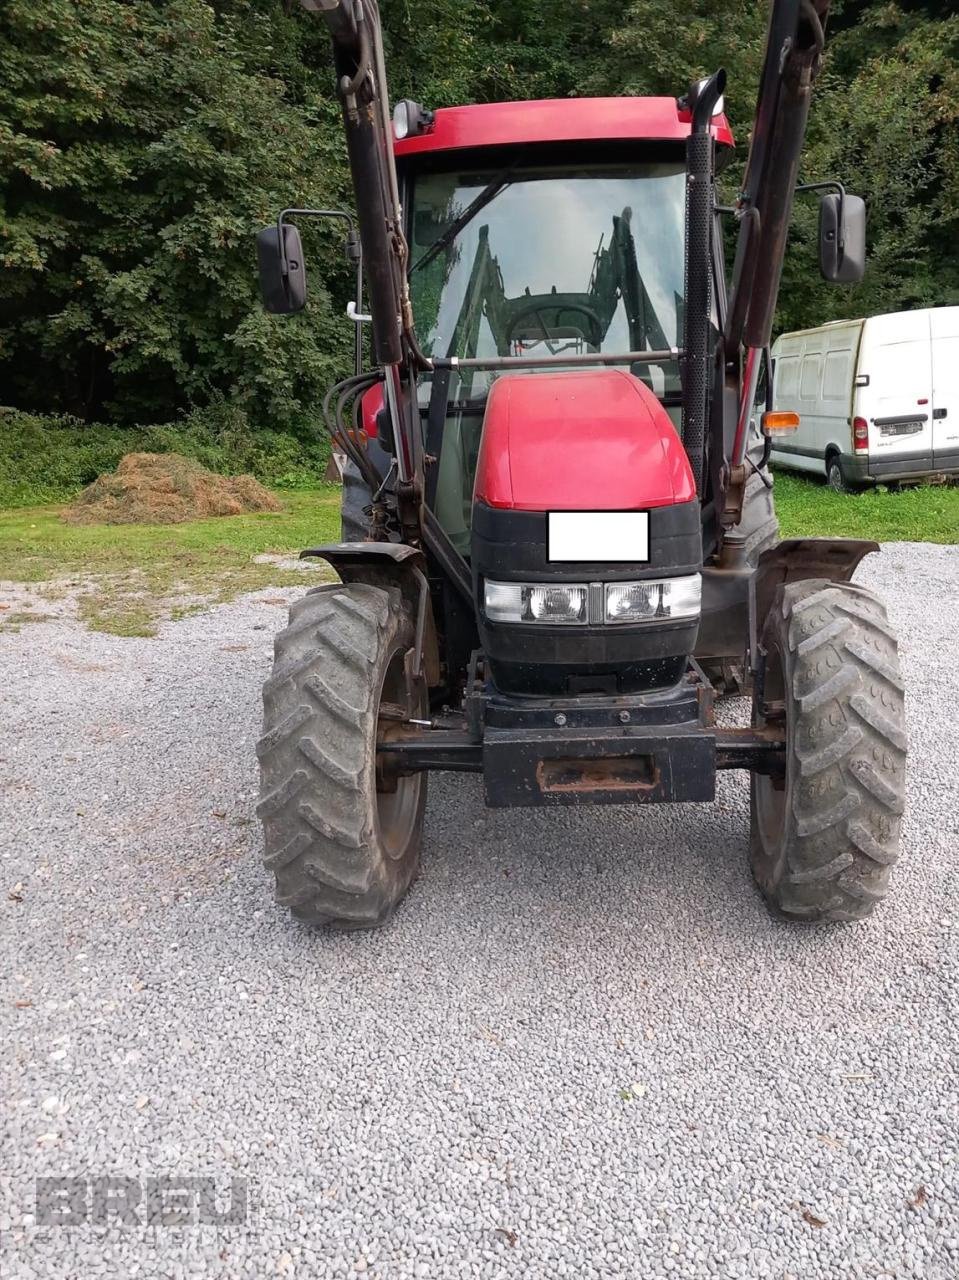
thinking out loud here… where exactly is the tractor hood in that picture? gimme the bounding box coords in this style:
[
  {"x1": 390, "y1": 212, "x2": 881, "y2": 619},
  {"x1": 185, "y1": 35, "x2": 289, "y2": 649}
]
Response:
[{"x1": 473, "y1": 369, "x2": 695, "y2": 512}]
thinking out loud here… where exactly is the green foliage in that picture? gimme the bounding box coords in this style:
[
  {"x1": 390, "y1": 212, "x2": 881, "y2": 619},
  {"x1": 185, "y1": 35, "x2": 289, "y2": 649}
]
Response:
[
  {"x1": 0, "y1": 0, "x2": 956, "y2": 441},
  {"x1": 380, "y1": 0, "x2": 613, "y2": 105},
  {"x1": 0, "y1": 406, "x2": 330, "y2": 507},
  {"x1": 777, "y1": 3, "x2": 959, "y2": 331},
  {"x1": 0, "y1": 0, "x2": 353, "y2": 426},
  {"x1": 587, "y1": 0, "x2": 768, "y2": 119},
  {"x1": 592, "y1": 1, "x2": 959, "y2": 332}
]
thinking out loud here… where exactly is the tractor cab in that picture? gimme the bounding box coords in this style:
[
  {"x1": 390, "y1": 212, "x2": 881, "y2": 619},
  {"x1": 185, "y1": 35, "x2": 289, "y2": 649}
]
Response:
[{"x1": 394, "y1": 99, "x2": 733, "y2": 554}]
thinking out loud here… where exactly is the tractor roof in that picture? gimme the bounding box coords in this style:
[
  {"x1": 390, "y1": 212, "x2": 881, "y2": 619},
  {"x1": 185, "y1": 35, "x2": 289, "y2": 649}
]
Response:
[{"x1": 393, "y1": 97, "x2": 734, "y2": 159}]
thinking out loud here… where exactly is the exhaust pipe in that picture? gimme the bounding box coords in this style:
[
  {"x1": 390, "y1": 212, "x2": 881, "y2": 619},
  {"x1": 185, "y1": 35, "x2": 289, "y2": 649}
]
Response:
[{"x1": 681, "y1": 69, "x2": 726, "y2": 498}]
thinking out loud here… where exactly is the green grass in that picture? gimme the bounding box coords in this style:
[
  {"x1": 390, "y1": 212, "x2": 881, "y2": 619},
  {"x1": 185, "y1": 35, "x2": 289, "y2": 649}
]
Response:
[
  {"x1": 0, "y1": 488, "x2": 340, "y2": 636},
  {"x1": 772, "y1": 471, "x2": 959, "y2": 543},
  {"x1": 1, "y1": 474, "x2": 955, "y2": 639}
]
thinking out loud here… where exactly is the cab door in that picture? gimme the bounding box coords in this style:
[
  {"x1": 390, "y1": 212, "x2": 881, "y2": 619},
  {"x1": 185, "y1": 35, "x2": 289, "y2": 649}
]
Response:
[{"x1": 931, "y1": 307, "x2": 959, "y2": 468}]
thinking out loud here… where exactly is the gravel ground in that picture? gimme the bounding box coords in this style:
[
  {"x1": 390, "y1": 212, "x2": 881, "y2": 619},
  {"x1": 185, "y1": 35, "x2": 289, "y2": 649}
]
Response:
[{"x1": 2, "y1": 542, "x2": 958, "y2": 1279}]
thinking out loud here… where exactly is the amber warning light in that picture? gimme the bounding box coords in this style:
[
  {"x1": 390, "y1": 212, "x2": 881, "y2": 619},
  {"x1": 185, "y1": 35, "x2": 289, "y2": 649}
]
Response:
[{"x1": 762, "y1": 410, "x2": 801, "y2": 435}]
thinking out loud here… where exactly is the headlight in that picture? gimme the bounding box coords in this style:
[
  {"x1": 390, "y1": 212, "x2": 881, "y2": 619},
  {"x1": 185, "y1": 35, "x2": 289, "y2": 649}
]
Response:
[
  {"x1": 483, "y1": 575, "x2": 701, "y2": 625},
  {"x1": 605, "y1": 574, "x2": 701, "y2": 623},
  {"x1": 484, "y1": 580, "x2": 589, "y2": 625},
  {"x1": 392, "y1": 100, "x2": 411, "y2": 140},
  {"x1": 392, "y1": 99, "x2": 434, "y2": 140}
]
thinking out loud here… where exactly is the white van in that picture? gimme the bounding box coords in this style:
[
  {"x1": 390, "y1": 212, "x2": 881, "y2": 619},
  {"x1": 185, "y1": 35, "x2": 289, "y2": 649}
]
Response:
[{"x1": 770, "y1": 306, "x2": 959, "y2": 489}]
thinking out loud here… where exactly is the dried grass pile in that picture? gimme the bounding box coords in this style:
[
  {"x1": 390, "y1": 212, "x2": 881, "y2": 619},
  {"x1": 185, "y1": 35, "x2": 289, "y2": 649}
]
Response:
[{"x1": 64, "y1": 453, "x2": 281, "y2": 525}]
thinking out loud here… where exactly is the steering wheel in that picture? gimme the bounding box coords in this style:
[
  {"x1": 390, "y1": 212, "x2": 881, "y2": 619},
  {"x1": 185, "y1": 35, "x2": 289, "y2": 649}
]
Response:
[{"x1": 506, "y1": 302, "x2": 603, "y2": 354}]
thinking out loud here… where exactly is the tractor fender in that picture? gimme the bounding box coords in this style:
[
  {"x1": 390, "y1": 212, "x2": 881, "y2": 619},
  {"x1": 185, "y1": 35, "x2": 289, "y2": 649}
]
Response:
[
  {"x1": 300, "y1": 543, "x2": 441, "y2": 687},
  {"x1": 749, "y1": 537, "x2": 879, "y2": 671}
]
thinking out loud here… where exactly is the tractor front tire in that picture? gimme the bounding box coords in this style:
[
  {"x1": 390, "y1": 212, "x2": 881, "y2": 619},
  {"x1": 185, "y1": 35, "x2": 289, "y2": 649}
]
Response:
[
  {"x1": 750, "y1": 579, "x2": 907, "y2": 922},
  {"x1": 257, "y1": 582, "x2": 427, "y2": 929}
]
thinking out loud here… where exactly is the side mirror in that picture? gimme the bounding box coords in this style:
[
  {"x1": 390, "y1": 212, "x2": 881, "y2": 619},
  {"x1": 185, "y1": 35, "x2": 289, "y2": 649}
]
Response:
[
  {"x1": 256, "y1": 224, "x2": 307, "y2": 314},
  {"x1": 819, "y1": 192, "x2": 866, "y2": 284}
]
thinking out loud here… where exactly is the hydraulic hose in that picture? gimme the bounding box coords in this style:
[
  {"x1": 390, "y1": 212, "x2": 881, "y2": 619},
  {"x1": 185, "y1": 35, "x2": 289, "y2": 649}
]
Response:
[{"x1": 322, "y1": 370, "x2": 384, "y2": 493}]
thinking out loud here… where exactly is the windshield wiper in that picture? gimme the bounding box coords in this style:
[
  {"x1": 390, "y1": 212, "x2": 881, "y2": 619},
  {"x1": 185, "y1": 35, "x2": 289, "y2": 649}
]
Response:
[{"x1": 410, "y1": 154, "x2": 522, "y2": 275}]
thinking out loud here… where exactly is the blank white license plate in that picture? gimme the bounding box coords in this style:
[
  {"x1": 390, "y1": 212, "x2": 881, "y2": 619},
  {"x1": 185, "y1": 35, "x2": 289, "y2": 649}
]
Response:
[{"x1": 548, "y1": 511, "x2": 650, "y2": 563}]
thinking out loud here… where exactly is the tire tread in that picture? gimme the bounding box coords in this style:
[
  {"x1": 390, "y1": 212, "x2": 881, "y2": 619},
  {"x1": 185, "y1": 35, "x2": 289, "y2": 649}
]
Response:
[
  {"x1": 257, "y1": 582, "x2": 425, "y2": 929},
  {"x1": 751, "y1": 580, "x2": 907, "y2": 921}
]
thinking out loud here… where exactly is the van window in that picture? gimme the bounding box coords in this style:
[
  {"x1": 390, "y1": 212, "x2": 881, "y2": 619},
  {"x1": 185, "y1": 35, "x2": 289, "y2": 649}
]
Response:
[
  {"x1": 777, "y1": 355, "x2": 800, "y2": 402},
  {"x1": 823, "y1": 349, "x2": 851, "y2": 400},
  {"x1": 800, "y1": 354, "x2": 822, "y2": 400}
]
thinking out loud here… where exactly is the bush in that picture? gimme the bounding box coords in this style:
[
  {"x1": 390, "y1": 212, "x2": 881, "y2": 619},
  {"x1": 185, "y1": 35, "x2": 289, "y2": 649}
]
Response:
[
  {"x1": 0, "y1": 405, "x2": 330, "y2": 508},
  {"x1": 0, "y1": 0, "x2": 354, "y2": 428}
]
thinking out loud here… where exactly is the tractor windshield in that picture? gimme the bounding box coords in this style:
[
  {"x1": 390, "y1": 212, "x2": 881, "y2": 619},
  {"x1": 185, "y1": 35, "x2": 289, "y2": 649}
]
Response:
[
  {"x1": 410, "y1": 160, "x2": 686, "y2": 400},
  {"x1": 408, "y1": 159, "x2": 687, "y2": 553}
]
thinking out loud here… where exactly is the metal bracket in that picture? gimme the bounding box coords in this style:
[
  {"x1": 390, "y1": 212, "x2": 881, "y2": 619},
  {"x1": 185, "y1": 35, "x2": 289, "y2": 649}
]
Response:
[
  {"x1": 277, "y1": 206, "x2": 365, "y2": 375},
  {"x1": 277, "y1": 207, "x2": 357, "y2": 275}
]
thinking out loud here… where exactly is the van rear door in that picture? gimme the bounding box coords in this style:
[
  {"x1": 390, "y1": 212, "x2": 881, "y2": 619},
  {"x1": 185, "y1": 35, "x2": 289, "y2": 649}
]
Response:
[
  {"x1": 857, "y1": 311, "x2": 933, "y2": 469},
  {"x1": 931, "y1": 307, "x2": 959, "y2": 470}
]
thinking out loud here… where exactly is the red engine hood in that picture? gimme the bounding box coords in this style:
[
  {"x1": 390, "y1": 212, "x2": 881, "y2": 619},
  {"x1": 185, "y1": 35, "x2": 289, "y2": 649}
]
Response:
[{"x1": 473, "y1": 369, "x2": 695, "y2": 511}]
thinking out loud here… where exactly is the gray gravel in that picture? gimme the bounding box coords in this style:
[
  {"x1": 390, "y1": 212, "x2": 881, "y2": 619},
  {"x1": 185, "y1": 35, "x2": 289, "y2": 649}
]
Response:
[{"x1": 2, "y1": 542, "x2": 958, "y2": 1279}]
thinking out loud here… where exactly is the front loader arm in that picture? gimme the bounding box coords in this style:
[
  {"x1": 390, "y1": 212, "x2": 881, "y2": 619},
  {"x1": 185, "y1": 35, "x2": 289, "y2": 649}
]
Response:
[
  {"x1": 301, "y1": 0, "x2": 430, "y2": 534},
  {"x1": 301, "y1": 0, "x2": 409, "y2": 368},
  {"x1": 724, "y1": 0, "x2": 831, "y2": 484}
]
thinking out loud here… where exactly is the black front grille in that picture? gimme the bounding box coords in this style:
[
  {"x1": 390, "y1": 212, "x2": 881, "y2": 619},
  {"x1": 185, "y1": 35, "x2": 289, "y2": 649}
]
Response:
[{"x1": 471, "y1": 500, "x2": 703, "y2": 696}]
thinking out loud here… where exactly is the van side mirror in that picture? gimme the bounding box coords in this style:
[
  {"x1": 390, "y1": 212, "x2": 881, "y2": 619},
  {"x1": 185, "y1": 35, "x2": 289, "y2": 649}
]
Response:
[
  {"x1": 256, "y1": 224, "x2": 307, "y2": 314},
  {"x1": 819, "y1": 192, "x2": 866, "y2": 285}
]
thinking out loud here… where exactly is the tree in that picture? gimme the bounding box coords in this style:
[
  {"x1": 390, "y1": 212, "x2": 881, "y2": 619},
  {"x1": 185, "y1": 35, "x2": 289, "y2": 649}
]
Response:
[
  {"x1": 0, "y1": 0, "x2": 353, "y2": 426},
  {"x1": 1, "y1": 0, "x2": 955, "y2": 430},
  {"x1": 778, "y1": 3, "x2": 959, "y2": 331}
]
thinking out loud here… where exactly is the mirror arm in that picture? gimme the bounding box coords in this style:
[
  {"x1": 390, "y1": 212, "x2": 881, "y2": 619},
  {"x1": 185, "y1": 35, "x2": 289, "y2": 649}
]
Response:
[
  {"x1": 276, "y1": 207, "x2": 365, "y2": 372},
  {"x1": 794, "y1": 180, "x2": 846, "y2": 250},
  {"x1": 276, "y1": 207, "x2": 357, "y2": 277}
]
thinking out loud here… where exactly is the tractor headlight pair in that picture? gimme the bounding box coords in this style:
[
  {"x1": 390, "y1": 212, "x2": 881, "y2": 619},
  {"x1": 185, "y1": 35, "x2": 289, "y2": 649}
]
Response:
[{"x1": 483, "y1": 575, "x2": 702, "y2": 626}]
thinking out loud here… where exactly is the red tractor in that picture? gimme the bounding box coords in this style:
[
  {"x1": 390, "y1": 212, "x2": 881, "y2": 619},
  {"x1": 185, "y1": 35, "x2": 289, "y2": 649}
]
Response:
[{"x1": 254, "y1": 0, "x2": 906, "y2": 929}]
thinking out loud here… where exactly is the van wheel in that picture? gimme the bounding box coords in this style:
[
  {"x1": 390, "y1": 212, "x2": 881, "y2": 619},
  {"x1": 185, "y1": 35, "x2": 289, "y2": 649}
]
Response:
[{"x1": 826, "y1": 456, "x2": 849, "y2": 493}]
